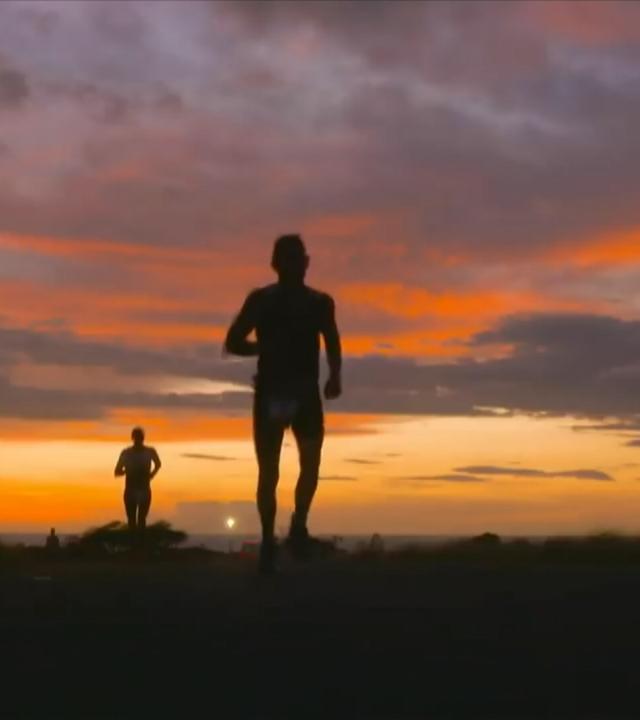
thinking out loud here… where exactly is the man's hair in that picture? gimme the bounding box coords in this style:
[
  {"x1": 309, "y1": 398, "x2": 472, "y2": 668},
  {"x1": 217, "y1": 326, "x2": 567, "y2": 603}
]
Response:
[
  {"x1": 271, "y1": 234, "x2": 306, "y2": 268},
  {"x1": 131, "y1": 426, "x2": 145, "y2": 441}
]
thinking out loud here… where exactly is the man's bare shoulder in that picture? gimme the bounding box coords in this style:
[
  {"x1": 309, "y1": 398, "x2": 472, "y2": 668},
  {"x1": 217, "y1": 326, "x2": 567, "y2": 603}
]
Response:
[
  {"x1": 245, "y1": 284, "x2": 278, "y2": 306},
  {"x1": 306, "y1": 286, "x2": 334, "y2": 307}
]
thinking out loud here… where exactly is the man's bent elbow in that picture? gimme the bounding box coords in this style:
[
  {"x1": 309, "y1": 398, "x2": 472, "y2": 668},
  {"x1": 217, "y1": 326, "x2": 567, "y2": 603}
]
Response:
[{"x1": 224, "y1": 332, "x2": 239, "y2": 355}]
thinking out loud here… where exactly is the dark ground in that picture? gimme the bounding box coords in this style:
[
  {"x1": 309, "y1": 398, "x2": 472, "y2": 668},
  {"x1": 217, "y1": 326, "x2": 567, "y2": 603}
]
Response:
[{"x1": 2, "y1": 549, "x2": 640, "y2": 719}]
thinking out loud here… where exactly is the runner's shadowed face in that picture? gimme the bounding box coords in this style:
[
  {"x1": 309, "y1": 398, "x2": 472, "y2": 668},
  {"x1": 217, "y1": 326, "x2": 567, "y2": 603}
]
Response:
[
  {"x1": 131, "y1": 428, "x2": 145, "y2": 447},
  {"x1": 273, "y1": 249, "x2": 309, "y2": 285}
]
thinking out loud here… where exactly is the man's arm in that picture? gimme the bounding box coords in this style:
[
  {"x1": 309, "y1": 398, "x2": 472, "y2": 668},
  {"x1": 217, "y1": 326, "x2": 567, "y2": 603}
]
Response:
[
  {"x1": 224, "y1": 291, "x2": 260, "y2": 357},
  {"x1": 150, "y1": 448, "x2": 162, "y2": 480},
  {"x1": 321, "y1": 295, "x2": 342, "y2": 399},
  {"x1": 114, "y1": 451, "x2": 126, "y2": 477}
]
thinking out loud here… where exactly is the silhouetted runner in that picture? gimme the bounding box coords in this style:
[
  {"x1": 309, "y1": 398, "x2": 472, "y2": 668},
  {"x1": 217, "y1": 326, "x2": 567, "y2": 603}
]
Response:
[
  {"x1": 45, "y1": 527, "x2": 60, "y2": 555},
  {"x1": 225, "y1": 234, "x2": 342, "y2": 573},
  {"x1": 114, "y1": 427, "x2": 161, "y2": 539}
]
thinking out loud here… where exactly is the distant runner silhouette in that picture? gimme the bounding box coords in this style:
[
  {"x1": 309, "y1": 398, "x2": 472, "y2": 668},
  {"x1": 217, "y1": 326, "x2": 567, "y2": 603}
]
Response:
[
  {"x1": 114, "y1": 427, "x2": 162, "y2": 539},
  {"x1": 225, "y1": 234, "x2": 342, "y2": 573},
  {"x1": 45, "y1": 527, "x2": 60, "y2": 555}
]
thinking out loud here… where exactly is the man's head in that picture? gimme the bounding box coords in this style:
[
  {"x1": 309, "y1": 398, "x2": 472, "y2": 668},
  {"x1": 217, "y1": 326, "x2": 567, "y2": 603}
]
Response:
[
  {"x1": 131, "y1": 427, "x2": 145, "y2": 446},
  {"x1": 271, "y1": 234, "x2": 308, "y2": 285}
]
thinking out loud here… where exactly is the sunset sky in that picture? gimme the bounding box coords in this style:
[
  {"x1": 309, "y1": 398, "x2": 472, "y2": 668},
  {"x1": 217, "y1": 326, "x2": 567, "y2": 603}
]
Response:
[{"x1": 1, "y1": 0, "x2": 640, "y2": 536}]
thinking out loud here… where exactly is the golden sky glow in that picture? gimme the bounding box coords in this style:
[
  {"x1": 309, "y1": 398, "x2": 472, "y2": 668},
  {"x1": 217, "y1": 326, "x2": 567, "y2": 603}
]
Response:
[{"x1": 2, "y1": 415, "x2": 639, "y2": 534}]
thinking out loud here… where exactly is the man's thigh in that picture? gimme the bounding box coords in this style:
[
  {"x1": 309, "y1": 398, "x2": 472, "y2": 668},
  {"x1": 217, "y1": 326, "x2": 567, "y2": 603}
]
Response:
[
  {"x1": 123, "y1": 488, "x2": 137, "y2": 515},
  {"x1": 253, "y1": 394, "x2": 286, "y2": 472}
]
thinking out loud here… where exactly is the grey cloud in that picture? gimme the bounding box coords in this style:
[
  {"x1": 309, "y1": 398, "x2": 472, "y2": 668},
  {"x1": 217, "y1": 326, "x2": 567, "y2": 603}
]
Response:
[
  {"x1": 44, "y1": 79, "x2": 183, "y2": 126},
  {"x1": 455, "y1": 465, "x2": 614, "y2": 481},
  {"x1": 563, "y1": 470, "x2": 614, "y2": 481},
  {"x1": 625, "y1": 439, "x2": 640, "y2": 447},
  {"x1": 217, "y1": 1, "x2": 546, "y2": 94},
  {"x1": 2, "y1": 311, "x2": 640, "y2": 421},
  {"x1": 74, "y1": 83, "x2": 131, "y2": 124},
  {"x1": 0, "y1": 61, "x2": 29, "y2": 108},
  {"x1": 1, "y1": 1, "x2": 640, "y2": 271},
  {"x1": 396, "y1": 474, "x2": 487, "y2": 483},
  {"x1": 0, "y1": 324, "x2": 252, "y2": 386},
  {"x1": 0, "y1": 374, "x2": 104, "y2": 420},
  {"x1": 88, "y1": 2, "x2": 146, "y2": 46},
  {"x1": 0, "y1": 382, "x2": 251, "y2": 422},
  {"x1": 345, "y1": 458, "x2": 382, "y2": 465},
  {"x1": 320, "y1": 475, "x2": 358, "y2": 482},
  {"x1": 471, "y1": 313, "x2": 640, "y2": 357},
  {"x1": 573, "y1": 420, "x2": 640, "y2": 432},
  {"x1": 456, "y1": 465, "x2": 553, "y2": 478},
  {"x1": 154, "y1": 88, "x2": 184, "y2": 113},
  {"x1": 14, "y1": 5, "x2": 60, "y2": 38},
  {"x1": 212, "y1": 2, "x2": 640, "y2": 261}
]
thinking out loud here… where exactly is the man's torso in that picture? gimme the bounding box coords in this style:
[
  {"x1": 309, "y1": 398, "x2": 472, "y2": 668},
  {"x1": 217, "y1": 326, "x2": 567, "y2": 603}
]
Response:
[
  {"x1": 253, "y1": 284, "x2": 329, "y2": 391},
  {"x1": 121, "y1": 446, "x2": 155, "y2": 488}
]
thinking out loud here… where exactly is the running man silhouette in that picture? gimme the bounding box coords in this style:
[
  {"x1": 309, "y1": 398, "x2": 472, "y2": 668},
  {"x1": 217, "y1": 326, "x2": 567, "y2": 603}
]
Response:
[
  {"x1": 114, "y1": 427, "x2": 162, "y2": 538},
  {"x1": 225, "y1": 234, "x2": 342, "y2": 573}
]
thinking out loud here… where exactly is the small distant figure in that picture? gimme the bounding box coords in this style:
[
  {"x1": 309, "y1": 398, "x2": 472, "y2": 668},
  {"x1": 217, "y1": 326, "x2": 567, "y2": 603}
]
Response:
[
  {"x1": 114, "y1": 427, "x2": 162, "y2": 539},
  {"x1": 225, "y1": 234, "x2": 342, "y2": 574},
  {"x1": 45, "y1": 527, "x2": 60, "y2": 554},
  {"x1": 369, "y1": 533, "x2": 384, "y2": 554}
]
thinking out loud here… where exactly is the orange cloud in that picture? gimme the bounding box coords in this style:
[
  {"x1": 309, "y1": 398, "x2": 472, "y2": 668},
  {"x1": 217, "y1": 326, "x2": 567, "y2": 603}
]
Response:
[
  {"x1": 341, "y1": 326, "x2": 482, "y2": 357},
  {"x1": 339, "y1": 283, "x2": 584, "y2": 320},
  {"x1": 0, "y1": 231, "x2": 189, "y2": 260},
  {"x1": 525, "y1": 2, "x2": 640, "y2": 46},
  {"x1": 0, "y1": 232, "x2": 264, "y2": 292},
  {"x1": 325, "y1": 413, "x2": 385, "y2": 435},
  {"x1": 0, "y1": 280, "x2": 226, "y2": 344},
  {"x1": 303, "y1": 212, "x2": 377, "y2": 238},
  {"x1": 0, "y1": 410, "x2": 384, "y2": 442},
  {"x1": 2, "y1": 229, "x2": 620, "y2": 361},
  {"x1": 0, "y1": 232, "x2": 273, "y2": 345},
  {"x1": 341, "y1": 284, "x2": 505, "y2": 319},
  {"x1": 337, "y1": 283, "x2": 589, "y2": 356},
  {"x1": 551, "y1": 228, "x2": 640, "y2": 268}
]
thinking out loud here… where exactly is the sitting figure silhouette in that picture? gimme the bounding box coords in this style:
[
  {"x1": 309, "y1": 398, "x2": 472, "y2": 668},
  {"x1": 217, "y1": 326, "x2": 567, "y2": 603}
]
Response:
[
  {"x1": 225, "y1": 234, "x2": 342, "y2": 573},
  {"x1": 114, "y1": 427, "x2": 162, "y2": 541}
]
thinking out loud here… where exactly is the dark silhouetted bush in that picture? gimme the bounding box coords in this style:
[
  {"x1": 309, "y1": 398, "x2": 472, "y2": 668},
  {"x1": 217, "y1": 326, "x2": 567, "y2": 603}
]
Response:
[{"x1": 65, "y1": 520, "x2": 187, "y2": 557}]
